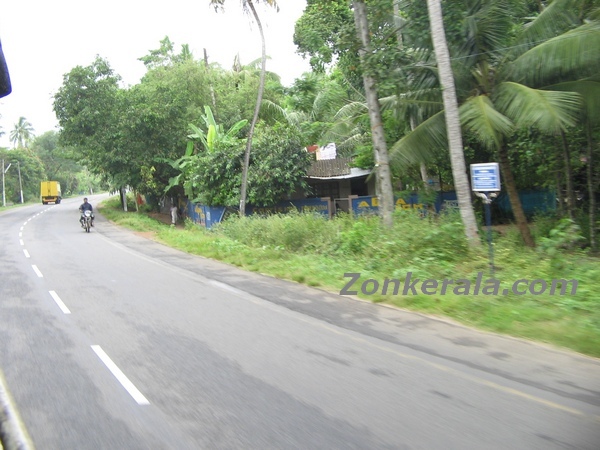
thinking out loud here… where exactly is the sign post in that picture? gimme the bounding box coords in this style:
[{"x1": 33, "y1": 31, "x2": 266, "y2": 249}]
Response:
[{"x1": 470, "y1": 163, "x2": 501, "y2": 276}]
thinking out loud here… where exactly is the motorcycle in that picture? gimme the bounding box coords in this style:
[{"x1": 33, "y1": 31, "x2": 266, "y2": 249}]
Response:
[{"x1": 81, "y1": 210, "x2": 93, "y2": 233}]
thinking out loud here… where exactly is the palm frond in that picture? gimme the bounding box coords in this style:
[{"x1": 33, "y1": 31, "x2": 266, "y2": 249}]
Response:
[
  {"x1": 260, "y1": 99, "x2": 290, "y2": 122},
  {"x1": 508, "y1": 21, "x2": 600, "y2": 87},
  {"x1": 545, "y1": 80, "x2": 600, "y2": 121},
  {"x1": 312, "y1": 81, "x2": 348, "y2": 118},
  {"x1": 389, "y1": 111, "x2": 448, "y2": 169},
  {"x1": 379, "y1": 92, "x2": 443, "y2": 123},
  {"x1": 336, "y1": 133, "x2": 368, "y2": 156},
  {"x1": 285, "y1": 111, "x2": 310, "y2": 126},
  {"x1": 333, "y1": 101, "x2": 368, "y2": 121},
  {"x1": 459, "y1": 95, "x2": 514, "y2": 150},
  {"x1": 460, "y1": 0, "x2": 515, "y2": 60},
  {"x1": 518, "y1": 0, "x2": 582, "y2": 50},
  {"x1": 321, "y1": 120, "x2": 363, "y2": 147},
  {"x1": 258, "y1": 100, "x2": 311, "y2": 128},
  {"x1": 494, "y1": 81, "x2": 582, "y2": 134}
]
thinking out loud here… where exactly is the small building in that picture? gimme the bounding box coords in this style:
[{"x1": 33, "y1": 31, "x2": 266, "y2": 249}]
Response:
[{"x1": 303, "y1": 156, "x2": 375, "y2": 214}]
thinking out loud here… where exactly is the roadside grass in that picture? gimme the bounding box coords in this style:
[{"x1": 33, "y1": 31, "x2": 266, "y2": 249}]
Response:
[
  {"x1": 98, "y1": 197, "x2": 600, "y2": 358},
  {"x1": 0, "y1": 200, "x2": 38, "y2": 212}
]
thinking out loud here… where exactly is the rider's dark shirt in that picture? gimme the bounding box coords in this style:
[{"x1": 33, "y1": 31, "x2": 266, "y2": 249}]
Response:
[{"x1": 80, "y1": 202, "x2": 93, "y2": 212}]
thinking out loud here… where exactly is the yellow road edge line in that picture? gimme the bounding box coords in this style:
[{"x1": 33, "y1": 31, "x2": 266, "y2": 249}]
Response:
[{"x1": 306, "y1": 317, "x2": 587, "y2": 417}]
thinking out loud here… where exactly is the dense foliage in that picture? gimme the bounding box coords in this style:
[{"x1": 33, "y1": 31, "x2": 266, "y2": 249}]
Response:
[
  {"x1": 294, "y1": 0, "x2": 599, "y2": 250},
  {"x1": 2, "y1": 0, "x2": 598, "y2": 252}
]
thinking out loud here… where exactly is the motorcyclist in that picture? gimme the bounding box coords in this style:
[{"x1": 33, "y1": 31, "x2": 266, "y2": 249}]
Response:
[{"x1": 79, "y1": 197, "x2": 94, "y2": 227}]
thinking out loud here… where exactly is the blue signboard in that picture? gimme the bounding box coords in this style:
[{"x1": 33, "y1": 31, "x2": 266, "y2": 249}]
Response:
[{"x1": 471, "y1": 163, "x2": 501, "y2": 192}]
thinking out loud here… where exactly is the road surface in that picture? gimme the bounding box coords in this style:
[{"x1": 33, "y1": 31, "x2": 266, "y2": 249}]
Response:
[{"x1": 1, "y1": 194, "x2": 599, "y2": 449}]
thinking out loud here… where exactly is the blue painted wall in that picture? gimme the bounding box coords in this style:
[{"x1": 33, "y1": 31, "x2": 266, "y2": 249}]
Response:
[{"x1": 185, "y1": 190, "x2": 554, "y2": 229}]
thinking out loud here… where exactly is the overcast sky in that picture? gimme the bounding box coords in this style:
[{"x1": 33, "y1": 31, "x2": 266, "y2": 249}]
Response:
[{"x1": 0, "y1": 0, "x2": 311, "y2": 148}]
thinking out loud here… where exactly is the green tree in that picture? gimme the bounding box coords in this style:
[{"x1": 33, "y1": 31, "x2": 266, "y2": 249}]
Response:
[
  {"x1": 166, "y1": 105, "x2": 248, "y2": 205},
  {"x1": 30, "y1": 131, "x2": 83, "y2": 196},
  {"x1": 294, "y1": 0, "x2": 355, "y2": 74},
  {"x1": 268, "y1": 71, "x2": 358, "y2": 152},
  {"x1": 53, "y1": 57, "x2": 122, "y2": 172},
  {"x1": 391, "y1": 0, "x2": 600, "y2": 247},
  {"x1": 0, "y1": 148, "x2": 45, "y2": 202},
  {"x1": 168, "y1": 106, "x2": 310, "y2": 208},
  {"x1": 215, "y1": 55, "x2": 284, "y2": 129},
  {"x1": 10, "y1": 116, "x2": 34, "y2": 149},
  {"x1": 210, "y1": 0, "x2": 280, "y2": 216},
  {"x1": 123, "y1": 57, "x2": 214, "y2": 197},
  {"x1": 246, "y1": 122, "x2": 312, "y2": 206},
  {"x1": 54, "y1": 51, "x2": 201, "y2": 200},
  {"x1": 138, "y1": 36, "x2": 193, "y2": 69}
]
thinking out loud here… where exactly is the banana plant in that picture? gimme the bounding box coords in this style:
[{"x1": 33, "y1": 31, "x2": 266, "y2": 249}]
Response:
[{"x1": 163, "y1": 105, "x2": 247, "y2": 200}]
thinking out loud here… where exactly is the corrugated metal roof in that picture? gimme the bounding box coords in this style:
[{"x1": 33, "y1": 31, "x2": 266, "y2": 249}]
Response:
[{"x1": 307, "y1": 167, "x2": 371, "y2": 180}]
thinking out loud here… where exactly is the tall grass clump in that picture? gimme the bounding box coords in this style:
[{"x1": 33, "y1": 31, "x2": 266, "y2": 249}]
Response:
[
  {"x1": 217, "y1": 211, "x2": 339, "y2": 253},
  {"x1": 218, "y1": 209, "x2": 471, "y2": 279},
  {"x1": 333, "y1": 209, "x2": 470, "y2": 278}
]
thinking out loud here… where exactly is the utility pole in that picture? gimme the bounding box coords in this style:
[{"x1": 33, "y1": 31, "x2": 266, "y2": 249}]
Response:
[
  {"x1": 17, "y1": 160, "x2": 23, "y2": 203},
  {"x1": 1, "y1": 159, "x2": 4, "y2": 207},
  {"x1": 2, "y1": 160, "x2": 13, "y2": 206}
]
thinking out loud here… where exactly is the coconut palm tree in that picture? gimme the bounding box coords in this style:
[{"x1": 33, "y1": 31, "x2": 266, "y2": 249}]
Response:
[
  {"x1": 390, "y1": 0, "x2": 600, "y2": 247},
  {"x1": 426, "y1": 0, "x2": 480, "y2": 245},
  {"x1": 352, "y1": 0, "x2": 395, "y2": 228},
  {"x1": 210, "y1": 0, "x2": 279, "y2": 216},
  {"x1": 10, "y1": 116, "x2": 35, "y2": 149}
]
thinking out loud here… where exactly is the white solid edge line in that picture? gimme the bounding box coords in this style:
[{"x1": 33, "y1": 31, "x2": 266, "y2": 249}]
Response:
[
  {"x1": 49, "y1": 291, "x2": 71, "y2": 314},
  {"x1": 208, "y1": 279, "x2": 245, "y2": 295},
  {"x1": 91, "y1": 345, "x2": 150, "y2": 405},
  {"x1": 31, "y1": 265, "x2": 43, "y2": 278},
  {"x1": 0, "y1": 370, "x2": 35, "y2": 450}
]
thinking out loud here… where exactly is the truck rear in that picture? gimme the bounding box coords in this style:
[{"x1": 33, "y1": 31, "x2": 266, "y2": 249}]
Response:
[{"x1": 40, "y1": 181, "x2": 61, "y2": 204}]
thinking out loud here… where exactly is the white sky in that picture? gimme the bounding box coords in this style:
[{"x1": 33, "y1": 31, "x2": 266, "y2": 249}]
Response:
[{"x1": 0, "y1": 0, "x2": 311, "y2": 148}]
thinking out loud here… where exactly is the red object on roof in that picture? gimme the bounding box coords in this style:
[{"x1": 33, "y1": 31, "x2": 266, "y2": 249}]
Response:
[{"x1": 306, "y1": 145, "x2": 319, "y2": 153}]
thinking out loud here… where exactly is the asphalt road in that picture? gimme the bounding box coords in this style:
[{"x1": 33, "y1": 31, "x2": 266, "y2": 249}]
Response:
[{"x1": 1, "y1": 194, "x2": 599, "y2": 449}]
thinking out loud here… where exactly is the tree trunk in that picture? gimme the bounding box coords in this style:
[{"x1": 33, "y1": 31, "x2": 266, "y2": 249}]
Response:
[
  {"x1": 353, "y1": 0, "x2": 395, "y2": 228},
  {"x1": 555, "y1": 166, "x2": 564, "y2": 216},
  {"x1": 203, "y1": 48, "x2": 217, "y2": 112},
  {"x1": 498, "y1": 144, "x2": 536, "y2": 247},
  {"x1": 426, "y1": 0, "x2": 480, "y2": 246},
  {"x1": 420, "y1": 163, "x2": 430, "y2": 185},
  {"x1": 393, "y1": 1, "x2": 403, "y2": 48},
  {"x1": 120, "y1": 187, "x2": 128, "y2": 212},
  {"x1": 586, "y1": 124, "x2": 597, "y2": 254},
  {"x1": 239, "y1": 0, "x2": 267, "y2": 217},
  {"x1": 561, "y1": 131, "x2": 576, "y2": 220}
]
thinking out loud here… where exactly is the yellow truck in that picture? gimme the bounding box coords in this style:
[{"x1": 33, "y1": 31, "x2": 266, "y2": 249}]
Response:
[{"x1": 40, "y1": 181, "x2": 62, "y2": 204}]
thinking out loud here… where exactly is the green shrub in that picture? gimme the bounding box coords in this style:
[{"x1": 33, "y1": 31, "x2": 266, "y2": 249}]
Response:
[{"x1": 217, "y1": 211, "x2": 338, "y2": 253}]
